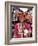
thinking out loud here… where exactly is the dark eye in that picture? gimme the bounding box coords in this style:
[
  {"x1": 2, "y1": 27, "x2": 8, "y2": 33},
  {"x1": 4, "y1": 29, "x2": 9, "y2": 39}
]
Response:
[
  {"x1": 19, "y1": 13, "x2": 21, "y2": 15},
  {"x1": 24, "y1": 15, "x2": 25, "y2": 17}
]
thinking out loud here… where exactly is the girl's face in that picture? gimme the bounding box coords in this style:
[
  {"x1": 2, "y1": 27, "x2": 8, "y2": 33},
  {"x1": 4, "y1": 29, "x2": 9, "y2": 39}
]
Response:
[
  {"x1": 16, "y1": 11, "x2": 25, "y2": 22},
  {"x1": 19, "y1": 15, "x2": 25, "y2": 22}
]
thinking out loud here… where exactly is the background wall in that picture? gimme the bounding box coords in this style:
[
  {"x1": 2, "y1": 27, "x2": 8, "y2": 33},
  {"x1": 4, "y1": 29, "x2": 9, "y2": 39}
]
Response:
[{"x1": 0, "y1": 0, "x2": 38, "y2": 46}]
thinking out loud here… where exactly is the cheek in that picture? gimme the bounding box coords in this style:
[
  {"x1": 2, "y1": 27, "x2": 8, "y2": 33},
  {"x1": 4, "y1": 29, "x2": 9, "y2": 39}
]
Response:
[{"x1": 21, "y1": 17, "x2": 25, "y2": 20}]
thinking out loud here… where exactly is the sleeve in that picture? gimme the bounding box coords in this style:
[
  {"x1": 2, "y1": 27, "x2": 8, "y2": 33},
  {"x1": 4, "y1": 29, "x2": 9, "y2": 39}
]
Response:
[{"x1": 13, "y1": 23, "x2": 18, "y2": 38}]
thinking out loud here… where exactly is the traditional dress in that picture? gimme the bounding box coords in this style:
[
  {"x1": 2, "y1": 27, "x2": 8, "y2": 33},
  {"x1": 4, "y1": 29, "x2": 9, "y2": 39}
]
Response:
[{"x1": 12, "y1": 22, "x2": 32, "y2": 38}]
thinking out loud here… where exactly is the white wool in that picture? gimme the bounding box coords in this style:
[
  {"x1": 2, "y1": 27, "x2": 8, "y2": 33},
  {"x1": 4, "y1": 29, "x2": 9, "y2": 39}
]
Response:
[
  {"x1": 24, "y1": 29, "x2": 29, "y2": 35},
  {"x1": 24, "y1": 29, "x2": 28, "y2": 33}
]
